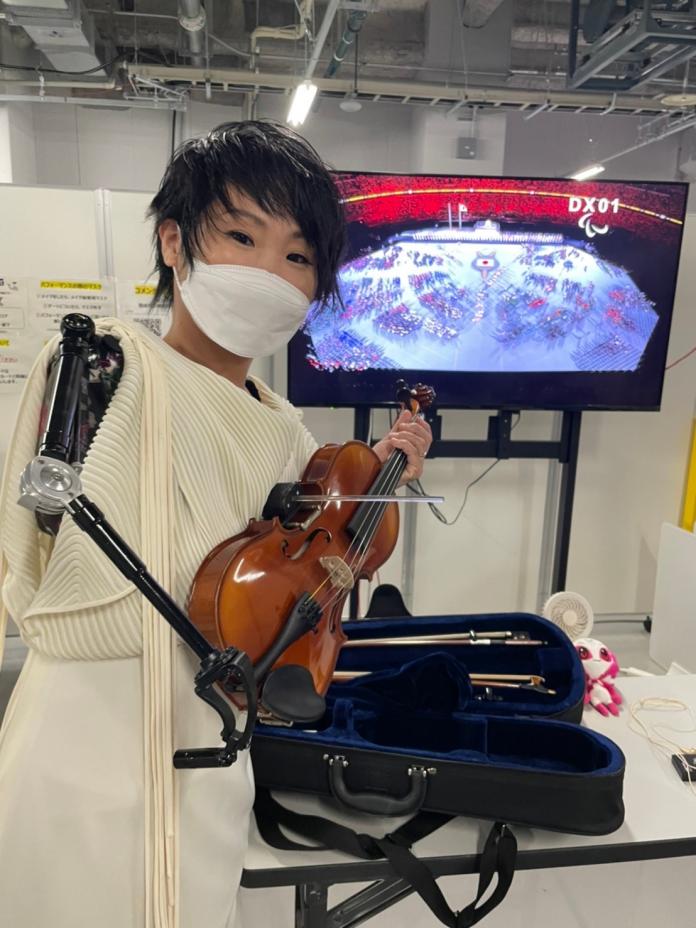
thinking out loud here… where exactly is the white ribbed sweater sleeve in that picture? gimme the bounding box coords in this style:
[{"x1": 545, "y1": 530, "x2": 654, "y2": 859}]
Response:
[
  {"x1": 0, "y1": 321, "x2": 320, "y2": 662},
  {"x1": 1, "y1": 325, "x2": 145, "y2": 658}
]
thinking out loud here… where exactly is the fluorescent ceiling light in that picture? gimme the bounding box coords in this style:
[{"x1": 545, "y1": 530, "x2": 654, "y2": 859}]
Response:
[
  {"x1": 287, "y1": 81, "x2": 318, "y2": 127},
  {"x1": 662, "y1": 92, "x2": 696, "y2": 107},
  {"x1": 569, "y1": 164, "x2": 606, "y2": 181}
]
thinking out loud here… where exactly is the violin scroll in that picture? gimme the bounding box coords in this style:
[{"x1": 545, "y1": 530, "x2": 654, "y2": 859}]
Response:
[{"x1": 395, "y1": 380, "x2": 436, "y2": 417}]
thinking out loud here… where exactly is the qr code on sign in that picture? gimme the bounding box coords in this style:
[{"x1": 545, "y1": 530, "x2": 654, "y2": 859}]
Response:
[{"x1": 135, "y1": 316, "x2": 163, "y2": 337}]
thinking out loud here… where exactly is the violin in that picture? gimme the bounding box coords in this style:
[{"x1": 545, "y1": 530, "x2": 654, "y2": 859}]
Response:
[{"x1": 187, "y1": 380, "x2": 435, "y2": 723}]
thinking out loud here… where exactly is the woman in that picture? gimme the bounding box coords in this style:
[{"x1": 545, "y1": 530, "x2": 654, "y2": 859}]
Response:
[{"x1": 0, "y1": 120, "x2": 431, "y2": 928}]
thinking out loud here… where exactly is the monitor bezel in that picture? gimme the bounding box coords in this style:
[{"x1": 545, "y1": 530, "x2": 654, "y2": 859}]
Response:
[{"x1": 287, "y1": 170, "x2": 689, "y2": 411}]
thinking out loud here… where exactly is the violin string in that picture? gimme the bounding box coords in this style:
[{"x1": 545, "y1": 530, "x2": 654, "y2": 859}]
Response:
[
  {"x1": 344, "y1": 407, "x2": 421, "y2": 574},
  {"x1": 346, "y1": 453, "x2": 404, "y2": 565},
  {"x1": 306, "y1": 448, "x2": 406, "y2": 613},
  {"x1": 307, "y1": 402, "x2": 424, "y2": 616},
  {"x1": 313, "y1": 439, "x2": 412, "y2": 616},
  {"x1": 328, "y1": 427, "x2": 415, "y2": 602},
  {"x1": 306, "y1": 448, "x2": 405, "y2": 611}
]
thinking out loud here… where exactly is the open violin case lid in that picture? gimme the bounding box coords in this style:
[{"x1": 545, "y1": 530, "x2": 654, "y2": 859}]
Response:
[{"x1": 251, "y1": 612, "x2": 625, "y2": 836}]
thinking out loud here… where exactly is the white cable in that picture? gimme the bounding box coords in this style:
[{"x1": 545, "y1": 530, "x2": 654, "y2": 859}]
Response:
[{"x1": 629, "y1": 697, "x2": 696, "y2": 796}]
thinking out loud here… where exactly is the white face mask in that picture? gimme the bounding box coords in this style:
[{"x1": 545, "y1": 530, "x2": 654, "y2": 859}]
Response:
[{"x1": 173, "y1": 259, "x2": 311, "y2": 358}]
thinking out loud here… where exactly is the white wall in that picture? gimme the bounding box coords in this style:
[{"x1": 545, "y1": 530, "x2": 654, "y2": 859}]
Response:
[
  {"x1": 504, "y1": 111, "x2": 682, "y2": 180},
  {"x1": 0, "y1": 105, "x2": 10, "y2": 184},
  {"x1": 7, "y1": 103, "x2": 36, "y2": 185},
  {"x1": 259, "y1": 96, "x2": 416, "y2": 174},
  {"x1": 1, "y1": 98, "x2": 696, "y2": 617},
  {"x1": 0, "y1": 102, "x2": 36, "y2": 184},
  {"x1": 0, "y1": 184, "x2": 103, "y2": 477},
  {"x1": 182, "y1": 100, "x2": 243, "y2": 141},
  {"x1": 32, "y1": 103, "x2": 172, "y2": 190},
  {"x1": 22, "y1": 99, "x2": 688, "y2": 190},
  {"x1": 568, "y1": 217, "x2": 696, "y2": 612},
  {"x1": 412, "y1": 110, "x2": 506, "y2": 175}
]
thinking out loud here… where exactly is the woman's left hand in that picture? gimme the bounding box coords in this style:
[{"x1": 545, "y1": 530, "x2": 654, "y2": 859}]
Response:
[{"x1": 372, "y1": 411, "x2": 433, "y2": 486}]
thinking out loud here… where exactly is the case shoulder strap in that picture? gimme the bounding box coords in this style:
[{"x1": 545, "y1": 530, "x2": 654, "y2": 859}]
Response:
[{"x1": 253, "y1": 788, "x2": 516, "y2": 927}]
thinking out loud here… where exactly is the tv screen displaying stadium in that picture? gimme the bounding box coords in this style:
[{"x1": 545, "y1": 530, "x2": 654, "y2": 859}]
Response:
[{"x1": 287, "y1": 172, "x2": 688, "y2": 411}]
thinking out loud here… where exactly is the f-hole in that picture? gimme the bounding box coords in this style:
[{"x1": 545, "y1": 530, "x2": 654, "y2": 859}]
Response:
[{"x1": 281, "y1": 527, "x2": 332, "y2": 561}]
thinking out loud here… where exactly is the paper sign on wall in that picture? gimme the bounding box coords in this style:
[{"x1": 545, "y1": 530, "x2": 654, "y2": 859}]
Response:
[
  {"x1": 28, "y1": 279, "x2": 115, "y2": 338},
  {"x1": 0, "y1": 276, "x2": 174, "y2": 394},
  {"x1": 116, "y1": 282, "x2": 169, "y2": 338},
  {"x1": 0, "y1": 277, "x2": 116, "y2": 393},
  {"x1": 0, "y1": 277, "x2": 35, "y2": 394}
]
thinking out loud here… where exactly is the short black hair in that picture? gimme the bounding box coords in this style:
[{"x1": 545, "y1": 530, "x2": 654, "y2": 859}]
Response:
[{"x1": 147, "y1": 120, "x2": 345, "y2": 308}]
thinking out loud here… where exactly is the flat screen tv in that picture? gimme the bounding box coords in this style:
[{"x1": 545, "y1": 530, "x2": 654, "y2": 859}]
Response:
[{"x1": 287, "y1": 173, "x2": 688, "y2": 410}]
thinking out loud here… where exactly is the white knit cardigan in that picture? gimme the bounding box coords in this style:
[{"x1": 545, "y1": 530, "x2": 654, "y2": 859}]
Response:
[{"x1": 0, "y1": 318, "x2": 317, "y2": 927}]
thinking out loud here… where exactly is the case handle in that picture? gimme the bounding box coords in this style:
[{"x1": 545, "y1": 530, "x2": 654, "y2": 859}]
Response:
[{"x1": 324, "y1": 754, "x2": 435, "y2": 816}]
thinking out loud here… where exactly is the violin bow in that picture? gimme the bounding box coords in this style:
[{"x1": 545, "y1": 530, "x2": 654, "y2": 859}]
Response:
[{"x1": 332, "y1": 670, "x2": 556, "y2": 697}]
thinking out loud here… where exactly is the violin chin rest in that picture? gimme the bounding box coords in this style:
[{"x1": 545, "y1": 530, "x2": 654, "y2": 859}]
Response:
[{"x1": 261, "y1": 665, "x2": 327, "y2": 724}]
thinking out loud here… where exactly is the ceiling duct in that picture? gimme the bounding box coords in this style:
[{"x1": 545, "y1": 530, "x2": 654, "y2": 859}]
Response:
[
  {"x1": 422, "y1": 0, "x2": 512, "y2": 84},
  {"x1": 126, "y1": 61, "x2": 685, "y2": 115},
  {"x1": 460, "y1": 0, "x2": 506, "y2": 29},
  {"x1": 324, "y1": 9, "x2": 368, "y2": 78},
  {"x1": 178, "y1": 0, "x2": 206, "y2": 68},
  {"x1": 1, "y1": 0, "x2": 109, "y2": 76},
  {"x1": 569, "y1": 0, "x2": 696, "y2": 91},
  {"x1": 249, "y1": 0, "x2": 313, "y2": 65}
]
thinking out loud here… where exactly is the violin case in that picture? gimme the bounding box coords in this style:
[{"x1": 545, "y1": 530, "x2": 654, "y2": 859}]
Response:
[{"x1": 251, "y1": 613, "x2": 625, "y2": 926}]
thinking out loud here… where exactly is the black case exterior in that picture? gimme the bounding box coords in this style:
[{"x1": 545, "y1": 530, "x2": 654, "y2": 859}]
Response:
[
  {"x1": 251, "y1": 613, "x2": 625, "y2": 836},
  {"x1": 252, "y1": 723, "x2": 625, "y2": 835}
]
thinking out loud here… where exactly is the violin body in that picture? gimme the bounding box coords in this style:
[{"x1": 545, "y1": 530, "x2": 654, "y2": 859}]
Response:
[{"x1": 187, "y1": 440, "x2": 399, "y2": 701}]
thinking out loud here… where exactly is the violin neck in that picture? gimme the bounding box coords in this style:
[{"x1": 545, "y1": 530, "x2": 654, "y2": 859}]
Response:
[
  {"x1": 345, "y1": 448, "x2": 407, "y2": 544},
  {"x1": 380, "y1": 448, "x2": 409, "y2": 492},
  {"x1": 345, "y1": 407, "x2": 423, "y2": 546},
  {"x1": 378, "y1": 405, "x2": 424, "y2": 490}
]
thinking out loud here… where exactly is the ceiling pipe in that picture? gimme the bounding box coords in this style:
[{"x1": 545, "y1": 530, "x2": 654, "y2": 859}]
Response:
[
  {"x1": 179, "y1": 0, "x2": 206, "y2": 68},
  {"x1": 249, "y1": 0, "x2": 313, "y2": 66},
  {"x1": 126, "y1": 63, "x2": 685, "y2": 114},
  {"x1": 0, "y1": 92, "x2": 183, "y2": 109},
  {"x1": 304, "y1": 0, "x2": 341, "y2": 79},
  {"x1": 324, "y1": 10, "x2": 368, "y2": 78},
  {"x1": 0, "y1": 77, "x2": 118, "y2": 89}
]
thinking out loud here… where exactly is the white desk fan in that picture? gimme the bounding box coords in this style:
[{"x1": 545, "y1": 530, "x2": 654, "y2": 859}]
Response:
[{"x1": 542, "y1": 591, "x2": 594, "y2": 641}]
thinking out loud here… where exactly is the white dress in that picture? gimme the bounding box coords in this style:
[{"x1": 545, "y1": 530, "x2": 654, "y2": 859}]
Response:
[{"x1": 0, "y1": 320, "x2": 317, "y2": 927}]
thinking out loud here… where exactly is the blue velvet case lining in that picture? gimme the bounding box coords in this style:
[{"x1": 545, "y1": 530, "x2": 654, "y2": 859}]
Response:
[{"x1": 260, "y1": 613, "x2": 624, "y2": 779}]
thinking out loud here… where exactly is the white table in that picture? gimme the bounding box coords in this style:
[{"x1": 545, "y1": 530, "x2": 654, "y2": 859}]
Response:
[{"x1": 241, "y1": 674, "x2": 696, "y2": 927}]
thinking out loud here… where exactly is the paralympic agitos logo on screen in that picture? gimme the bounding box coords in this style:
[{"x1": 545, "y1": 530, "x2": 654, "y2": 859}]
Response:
[{"x1": 568, "y1": 195, "x2": 620, "y2": 239}]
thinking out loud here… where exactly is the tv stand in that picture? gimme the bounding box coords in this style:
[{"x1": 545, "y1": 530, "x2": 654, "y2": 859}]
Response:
[{"x1": 350, "y1": 407, "x2": 582, "y2": 618}]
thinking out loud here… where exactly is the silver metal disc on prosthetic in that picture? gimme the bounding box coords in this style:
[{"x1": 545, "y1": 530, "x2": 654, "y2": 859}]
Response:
[{"x1": 17, "y1": 456, "x2": 83, "y2": 513}]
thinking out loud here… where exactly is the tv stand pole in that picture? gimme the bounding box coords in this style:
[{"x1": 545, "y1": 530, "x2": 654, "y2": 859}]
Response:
[
  {"x1": 349, "y1": 407, "x2": 582, "y2": 618},
  {"x1": 550, "y1": 410, "x2": 583, "y2": 594}
]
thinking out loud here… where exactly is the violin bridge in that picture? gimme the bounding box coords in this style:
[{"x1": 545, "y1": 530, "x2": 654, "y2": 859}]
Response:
[{"x1": 319, "y1": 556, "x2": 355, "y2": 591}]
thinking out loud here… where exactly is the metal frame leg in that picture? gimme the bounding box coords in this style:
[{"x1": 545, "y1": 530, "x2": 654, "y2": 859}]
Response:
[
  {"x1": 328, "y1": 878, "x2": 414, "y2": 928},
  {"x1": 296, "y1": 883, "x2": 329, "y2": 928},
  {"x1": 294, "y1": 877, "x2": 414, "y2": 928}
]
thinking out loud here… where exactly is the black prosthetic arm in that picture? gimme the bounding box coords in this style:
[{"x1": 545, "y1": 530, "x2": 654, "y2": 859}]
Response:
[
  {"x1": 40, "y1": 312, "x2": 94, "y2": 463},
  {"x1": 17, "y1": 313, "x2": 257, "y2": 767}
]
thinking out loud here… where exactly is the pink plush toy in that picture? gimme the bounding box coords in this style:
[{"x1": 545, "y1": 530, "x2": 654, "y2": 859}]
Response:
[{"x1": 575, "y1": 637, "x2": 623, "y2": 717}]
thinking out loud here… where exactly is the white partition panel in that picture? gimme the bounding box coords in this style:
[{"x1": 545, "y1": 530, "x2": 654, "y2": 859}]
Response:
[
  {"x1": 0, "y1": 184, "x2": 101, "y2": 277},
  {"x1": 0, "y1": 184, "x2": 103, "y2": 474},
  {"x1": 110, "y1": 190, "x2": 157, "y2": 284}
]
